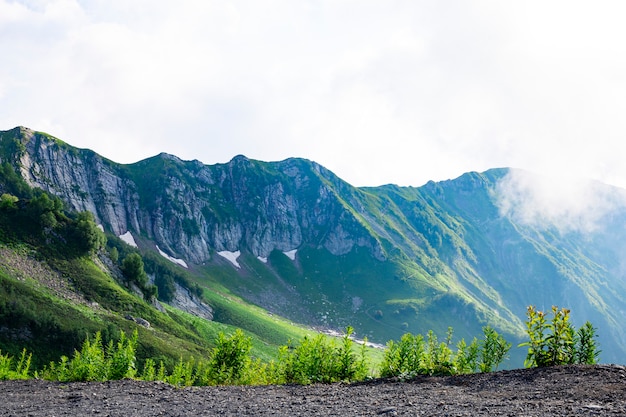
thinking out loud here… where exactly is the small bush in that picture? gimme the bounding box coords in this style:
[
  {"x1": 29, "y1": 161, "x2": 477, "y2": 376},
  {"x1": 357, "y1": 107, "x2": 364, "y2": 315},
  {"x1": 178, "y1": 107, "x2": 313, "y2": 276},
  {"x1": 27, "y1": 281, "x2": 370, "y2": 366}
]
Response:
[
  {"x1": 277, "y1": 327, "x2": 368, "y2": 384},
  {"x1": 380, "y1": 326, "x2": 510, "y2": 378},
  {"x1": 107, "y1": 330, "x2": 138, "y2": 380},
  {"x1": 575, "y1": 321, "x2": 601, "y2": 364},
  {"x1": 140, "y1": 358, "x2": 157, "y2": 381},
  {"x1": 479, "y1": 326, "x2": 512, "y2": 372},
  {"x1": 379, "y1": 332, "x2": 425, "y2": 378},
  {"x1": 167, "y1": 357, "x2": 196, "y2": 387},
  {"x1": 520, "y1": 306, "x2": 600, "y2": 367},
  {"x1": 42, "y1": 330, "x2": 137, "y2": 382},
  {"x1": 203, "y1": 329, "x2": 253, "y2": 385},
  {"x1": 61, "y1": 332, "x2": 108, "y2": 382},
  {"x1": 121, "y1": 253, "x2": 148, "y2": 287},
  {"x1": 0, "y1": 349, "x2": 32, "y2": 380},
  {"x1": 454, "y1": 337, "x2": 479, "y2": 374}
]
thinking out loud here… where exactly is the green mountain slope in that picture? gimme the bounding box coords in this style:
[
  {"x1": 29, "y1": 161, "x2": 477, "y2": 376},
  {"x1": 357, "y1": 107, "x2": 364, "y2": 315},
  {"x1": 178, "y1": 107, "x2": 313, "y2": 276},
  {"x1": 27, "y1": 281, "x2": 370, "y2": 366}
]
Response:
[
  {"x1": 0, "y1": 179, "x2": 309, "y2": 370},
  {"x1": 2, "y1": 126, "x2": 626, "y2": 366}
]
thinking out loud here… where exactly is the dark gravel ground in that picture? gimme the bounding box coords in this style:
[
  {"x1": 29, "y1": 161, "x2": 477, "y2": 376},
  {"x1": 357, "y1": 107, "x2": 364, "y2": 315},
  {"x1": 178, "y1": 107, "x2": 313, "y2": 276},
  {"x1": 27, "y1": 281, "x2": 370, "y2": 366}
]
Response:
[{"x1": 1, "y1": 365, "x2": 625, "y2": 416}]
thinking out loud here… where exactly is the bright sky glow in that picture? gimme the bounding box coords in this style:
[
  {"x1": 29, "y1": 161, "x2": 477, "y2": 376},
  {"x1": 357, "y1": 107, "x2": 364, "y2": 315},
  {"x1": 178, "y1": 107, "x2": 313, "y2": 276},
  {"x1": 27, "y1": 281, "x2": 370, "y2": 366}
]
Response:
[{"x1": 2, "y1": 1, "x2": 626, "y2": 188}]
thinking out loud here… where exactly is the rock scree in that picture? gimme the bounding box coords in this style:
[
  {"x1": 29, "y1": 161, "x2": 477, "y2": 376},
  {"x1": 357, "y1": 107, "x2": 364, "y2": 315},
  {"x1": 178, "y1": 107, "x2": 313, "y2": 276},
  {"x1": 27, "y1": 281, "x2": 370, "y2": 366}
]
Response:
[{"x1": 1, "y1": 365, "x2": 626, "y2": 416}]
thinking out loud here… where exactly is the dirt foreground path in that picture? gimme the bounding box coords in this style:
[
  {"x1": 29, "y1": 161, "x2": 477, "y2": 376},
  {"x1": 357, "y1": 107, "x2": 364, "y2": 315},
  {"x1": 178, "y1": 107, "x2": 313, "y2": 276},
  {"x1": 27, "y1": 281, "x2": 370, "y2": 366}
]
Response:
[{"x1": 1, "y1": 365, "x2": 625, "y2": 416}]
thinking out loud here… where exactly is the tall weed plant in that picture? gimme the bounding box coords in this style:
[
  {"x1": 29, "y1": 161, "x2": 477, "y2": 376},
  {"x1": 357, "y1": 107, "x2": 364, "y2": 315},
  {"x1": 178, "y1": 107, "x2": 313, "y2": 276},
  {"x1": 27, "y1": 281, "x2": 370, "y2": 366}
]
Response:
[
  {"x1": 379, "y1": 326, "x2": 510, "y2": 378},
  {"x1": 0, "y1": 349, "x2": 32, "y2": 380},
  {"x1": 520, "y1": 306, "x2": 600, "y2": 367},
  {"x1": 41, "y1": 330, "x2": 137, "y2": 382},
  {"x1": 277, "y1": 326, "x2": 368, "y2": 384}
]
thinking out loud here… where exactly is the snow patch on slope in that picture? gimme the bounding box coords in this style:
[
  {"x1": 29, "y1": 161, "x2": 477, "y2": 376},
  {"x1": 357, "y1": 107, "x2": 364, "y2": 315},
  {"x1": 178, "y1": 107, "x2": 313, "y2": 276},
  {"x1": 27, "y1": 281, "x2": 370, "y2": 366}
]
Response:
[
  {"x1": 119, "y1": 231, "x2": 137, "y2": 248},
  {"x1": 218, "y1": 250, "x2": 241, "y2": 268},
  {"x1": 284, "y1": 249, "x2": 297, "y2": 261},
  {"x1": 156, "y1": 245, "x2": 188, "y2": 268}
]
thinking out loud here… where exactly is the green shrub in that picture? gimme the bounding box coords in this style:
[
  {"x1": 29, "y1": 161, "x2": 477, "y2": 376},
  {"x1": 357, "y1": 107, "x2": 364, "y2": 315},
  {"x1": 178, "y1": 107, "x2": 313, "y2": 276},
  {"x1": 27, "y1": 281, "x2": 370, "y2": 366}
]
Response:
[
  {"x1": 42, "y1": 330, "x2": 137, "y2": 382},
  {"x1": 379, "y1": 332, "x2": 425, "y2": 378},
  {"x1": 121, "y1": 253, "x2": 148, "y2": 287},
  {"x1": 454, "y1": 337, "x2": 479, "y2": 374},
  {"x1": 277, "y1": 327, "x2": 368, "y2": 384},
  {"x1": 478, "y1": 326, "x2": 512, "y2": 372},
  {"x1": 106, "y1": 330, "x2": 138, "y2": 380},
  {"x1": 423, "y1": 329, "x2": 455, "y2": 376},
  {"x1": 0, "y1": 193, "x2": 18, "y2": 210},
  {"x1": 335, "y1": 327, "x2": 368, "y2": 382},
  {"x1": 167, "y1": 357, "x2": 196, "y2": 387},
  {"x1": 520, "y1": 306, "x2": 600, "y2": 367},
  {"x1": 380, "y1": 326, "x2": 510, "y2": 378},
  {"x1": 0, "y1": 349, "x2": 32, "y2": 380},
  {"x1": 203, "y1": 329, "x2": 253, "y2": 385},
  {"x1": 380, "y1": 329, "x2": 459, "y2": 377},
  {"x1": 56, "y1": 332, "x2": 108, "y2": 382},
  {"x1": 575, "y1": 321, "x2": 601, "y2": 364},
  {"x1": 140, "y1": 358, "x2": 157, "y2": 381},
  {"x1": 68, "y1": 211, "x2": 106, "y2": 255}
]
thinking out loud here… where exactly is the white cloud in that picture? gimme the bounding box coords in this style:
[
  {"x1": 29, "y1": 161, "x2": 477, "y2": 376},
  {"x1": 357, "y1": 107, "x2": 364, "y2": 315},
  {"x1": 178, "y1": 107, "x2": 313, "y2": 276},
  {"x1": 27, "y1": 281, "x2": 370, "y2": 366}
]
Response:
[
  {"x1": 495, "y1": 169, "x2": 626, "y2": 234},
  {"x1": 2, "y1": 1, "x2": 626, "y2": 189}
]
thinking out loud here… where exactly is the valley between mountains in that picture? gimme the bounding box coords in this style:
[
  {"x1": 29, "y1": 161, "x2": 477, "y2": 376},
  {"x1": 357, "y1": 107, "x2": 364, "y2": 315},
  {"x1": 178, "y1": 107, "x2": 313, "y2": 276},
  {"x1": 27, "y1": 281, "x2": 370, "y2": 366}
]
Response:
[{"x1": 2, "y1": 125, "x2": 626, "y2": 368}]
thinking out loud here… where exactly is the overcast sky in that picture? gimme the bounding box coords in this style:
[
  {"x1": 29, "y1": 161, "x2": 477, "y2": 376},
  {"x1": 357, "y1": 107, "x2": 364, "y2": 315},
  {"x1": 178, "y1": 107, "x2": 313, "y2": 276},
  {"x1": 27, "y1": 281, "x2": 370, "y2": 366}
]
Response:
[{"x1": 2, "y1": 0, "x2": 626, "y2": 188}]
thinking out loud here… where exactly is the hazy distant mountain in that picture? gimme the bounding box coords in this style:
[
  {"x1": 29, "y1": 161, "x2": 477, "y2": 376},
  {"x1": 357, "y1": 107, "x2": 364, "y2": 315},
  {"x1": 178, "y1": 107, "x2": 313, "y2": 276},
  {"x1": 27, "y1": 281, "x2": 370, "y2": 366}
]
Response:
[{"x1": 2, "y1": 126, "x2": 626, "y2": 365}]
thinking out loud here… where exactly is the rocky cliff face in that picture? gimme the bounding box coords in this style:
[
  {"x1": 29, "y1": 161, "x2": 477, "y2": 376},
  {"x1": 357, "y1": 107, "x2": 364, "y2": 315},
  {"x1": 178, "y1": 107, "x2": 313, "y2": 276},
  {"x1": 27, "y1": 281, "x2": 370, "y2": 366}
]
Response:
[
  {"x1": 8, "y1": 127, "x2": 384, "y2": 265},
  {"x1": 16, "y1": 128, "x2": 142, "y2": 236}
]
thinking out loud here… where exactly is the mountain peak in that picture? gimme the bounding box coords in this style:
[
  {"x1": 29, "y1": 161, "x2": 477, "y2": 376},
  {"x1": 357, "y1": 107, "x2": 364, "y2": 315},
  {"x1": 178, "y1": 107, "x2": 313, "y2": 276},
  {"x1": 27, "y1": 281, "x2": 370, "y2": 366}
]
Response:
[{"x1": 230, "y1": 154, "x2": 250, "y2": 162}]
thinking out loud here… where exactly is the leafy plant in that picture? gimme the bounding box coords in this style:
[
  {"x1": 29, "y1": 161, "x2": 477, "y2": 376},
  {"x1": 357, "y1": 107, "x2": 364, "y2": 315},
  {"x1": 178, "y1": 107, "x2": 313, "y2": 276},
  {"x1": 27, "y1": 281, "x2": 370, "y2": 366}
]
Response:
[
  {"x1": 167, "y1": 357, "x2": 196, "y2": 387},
  {"x1": 520, "y1": 306, "x2": 600, "y2": 367},
  {"x1": 41, "y1": 330, "x2": 137, "y2": 382},
  {"x1": 140, "y1": 358, "x2": 157, "y2": 381},
  {"x1": 423, "y1": 329, "x2": 455, "y2": 376},
  {"x1": 122, "y1": 253, "x2": 148, "y2": 287},
  {"x1": 479, "y1": 326, "x2": 512, "y2": 372},
  {"x1": 68, "y1": 211, "x2": 106, "y2": 255},
  {"x1": 55, "y1": 331, "x2": 108, "y2": 382},
  {"x1": 379, "y1": 332, "x2": 425, "y2": 378},
  {"x1": 575, "y1": 321, "x2": 601, "y2": 364},
  {"x1": 204, "y1": 329, "x2": 253, "y2": 385},
  {"x1": 335, "y1": 327, "x2": 368, "y2": 382},
  {"x1": 454, "y1": 337, "x2": 479, "y2": 374},
  {"x1": 0, "y1": 349, "x2": 32, "y2": 380},
  {"x1": 106, "y1": 330, "x2": 138, "y2": 380},
  {"x1": 380, "y1": 326, "x2": 510, "y2": 378},
  {"x1": 277, "y1": 327, "x2": 368, "y2": 384}
]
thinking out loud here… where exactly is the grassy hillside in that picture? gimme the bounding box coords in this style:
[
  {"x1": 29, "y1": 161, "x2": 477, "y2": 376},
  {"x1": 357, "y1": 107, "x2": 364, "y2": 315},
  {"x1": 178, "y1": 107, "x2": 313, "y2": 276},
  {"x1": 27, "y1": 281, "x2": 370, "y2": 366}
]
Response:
[{"x1": 0, "y1": 190, "x2": 313, "y2": 372}]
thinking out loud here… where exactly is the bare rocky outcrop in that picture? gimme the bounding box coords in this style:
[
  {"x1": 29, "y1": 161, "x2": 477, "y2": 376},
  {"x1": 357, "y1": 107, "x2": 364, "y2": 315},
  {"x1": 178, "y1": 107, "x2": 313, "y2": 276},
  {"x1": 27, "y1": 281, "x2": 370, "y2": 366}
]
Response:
[
  {"x1": 168, "y1": 282, "x2": 214, "y2": 321},
  {"x1": 13, "y1": 128, "x2": 385, "y2": 265},
  {"x1": 17, "y1": 127, "x2": 142, "y2": 236}
]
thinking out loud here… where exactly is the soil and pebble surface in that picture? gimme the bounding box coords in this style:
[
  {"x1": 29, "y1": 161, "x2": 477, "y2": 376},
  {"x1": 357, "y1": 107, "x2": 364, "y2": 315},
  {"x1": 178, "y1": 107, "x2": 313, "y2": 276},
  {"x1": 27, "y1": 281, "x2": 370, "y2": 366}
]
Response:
[{"x1": 1, "y1": 365, "x2": 625, "y2": 416}]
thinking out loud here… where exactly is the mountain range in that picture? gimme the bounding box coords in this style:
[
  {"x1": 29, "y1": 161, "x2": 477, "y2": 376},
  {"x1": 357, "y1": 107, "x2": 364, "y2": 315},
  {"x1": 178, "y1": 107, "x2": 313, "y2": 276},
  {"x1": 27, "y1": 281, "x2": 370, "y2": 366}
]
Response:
[{"x1": 2, "y1": 126, "x2": 626, "y2": 366}]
